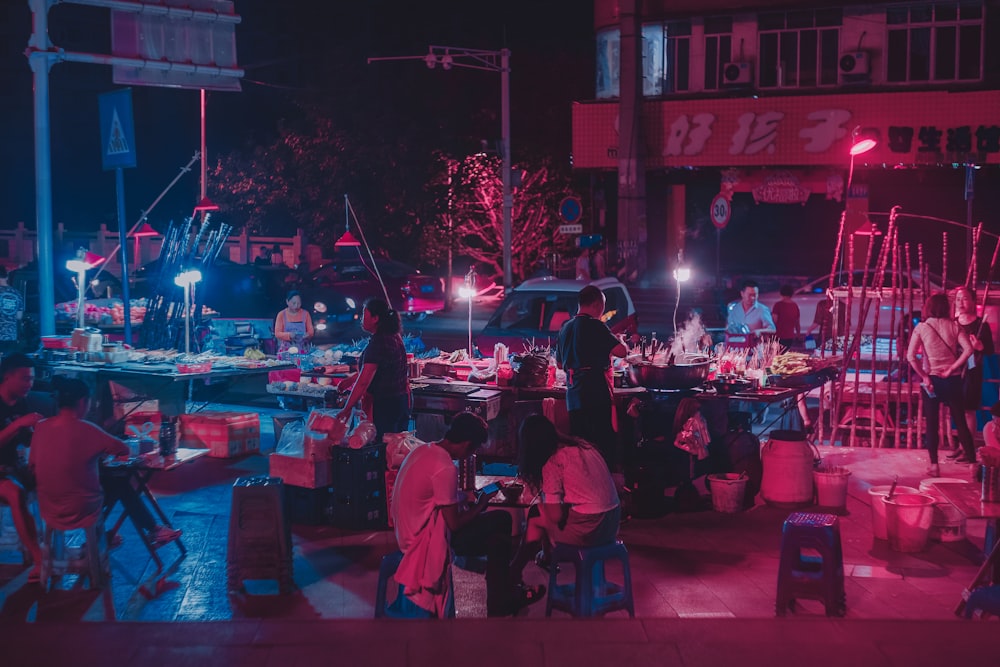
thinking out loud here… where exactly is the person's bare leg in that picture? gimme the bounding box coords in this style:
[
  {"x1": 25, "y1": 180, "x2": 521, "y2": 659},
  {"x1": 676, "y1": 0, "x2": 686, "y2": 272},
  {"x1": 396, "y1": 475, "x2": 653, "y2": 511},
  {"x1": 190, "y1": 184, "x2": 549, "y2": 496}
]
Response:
[
  {"x1": 0, "y1": 480, "x2": 42, "y2": 571},
  {"x1": 510, "y1": 513, "x2": 547, "y2": 585}
]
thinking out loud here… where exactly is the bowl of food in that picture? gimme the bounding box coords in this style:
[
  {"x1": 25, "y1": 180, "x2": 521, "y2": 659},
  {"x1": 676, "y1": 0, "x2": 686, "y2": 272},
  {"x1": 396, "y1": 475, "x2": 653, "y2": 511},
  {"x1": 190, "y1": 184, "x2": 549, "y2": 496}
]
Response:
[
  {"x1": 708, "y1": 375, "x2": 754, "y2": 395},
  {"x1": 501, "y1": 482, "x2": 524, "y2": 503}
]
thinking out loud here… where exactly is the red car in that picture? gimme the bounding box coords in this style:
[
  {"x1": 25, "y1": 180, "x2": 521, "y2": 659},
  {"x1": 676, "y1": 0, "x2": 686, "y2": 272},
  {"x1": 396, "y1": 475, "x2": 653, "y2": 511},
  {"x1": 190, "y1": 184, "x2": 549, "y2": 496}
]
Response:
[{"x1": 305, "y1": 259, "x2": 445, "y2": 342}]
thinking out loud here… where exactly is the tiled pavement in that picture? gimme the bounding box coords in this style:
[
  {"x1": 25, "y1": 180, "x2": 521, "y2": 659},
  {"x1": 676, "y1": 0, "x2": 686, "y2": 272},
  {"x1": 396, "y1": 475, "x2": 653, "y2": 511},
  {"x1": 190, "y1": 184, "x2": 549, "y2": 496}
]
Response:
[{"x1": 1, "y1": 405, "x2": 997, "y2": 664}]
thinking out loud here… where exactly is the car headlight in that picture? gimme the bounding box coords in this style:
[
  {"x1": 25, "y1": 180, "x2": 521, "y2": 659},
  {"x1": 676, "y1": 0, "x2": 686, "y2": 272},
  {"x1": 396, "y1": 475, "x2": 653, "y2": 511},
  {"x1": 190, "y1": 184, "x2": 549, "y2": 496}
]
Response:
[
  {"x1": 345, "y1": 297, "x2": 356, "y2": 309},
  {"x1": 316, "y1": 322, "x2": 327, "y2": 331},
  {"x1": 314, "y1": 301, "x2": 327, "y2": 313}
]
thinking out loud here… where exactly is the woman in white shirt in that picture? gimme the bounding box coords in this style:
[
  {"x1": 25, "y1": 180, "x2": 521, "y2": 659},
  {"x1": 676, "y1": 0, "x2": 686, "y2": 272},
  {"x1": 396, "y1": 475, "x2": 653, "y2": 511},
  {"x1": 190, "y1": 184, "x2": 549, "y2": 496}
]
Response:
[
  {"x1": 510, "y1": 415, "x2": 620, "y2": 585},
  {"x1": 906, "y1": 292, "x2": 975, "y2": 477}
]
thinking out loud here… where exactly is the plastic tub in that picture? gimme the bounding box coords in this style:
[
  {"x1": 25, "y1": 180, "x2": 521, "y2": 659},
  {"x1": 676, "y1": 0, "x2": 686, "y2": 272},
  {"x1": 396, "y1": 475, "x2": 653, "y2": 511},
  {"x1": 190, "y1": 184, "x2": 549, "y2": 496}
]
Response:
[
  {"x1": 708, "y1": 473, "x2": 748, "y2": 513},
  {"x1": 868, "y1": 485, "x2": 919, "y2": 540},
  {"x1": 814, "y1": 466, "x2": 851, "y2": 513},
  {"x1": 883, "y1": 493, "x2": 936, "y2": 552}
]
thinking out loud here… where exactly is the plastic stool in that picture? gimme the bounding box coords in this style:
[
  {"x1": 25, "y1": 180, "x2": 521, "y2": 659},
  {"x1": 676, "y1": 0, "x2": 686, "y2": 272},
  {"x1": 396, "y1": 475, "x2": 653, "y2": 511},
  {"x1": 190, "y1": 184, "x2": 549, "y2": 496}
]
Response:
[
  {"x1": 545, "y1": 540, "x2": 635, "y2": 618},
  {"x1": 775, "y1": 512, "x2": 846, "y2": 617},
  {"x1": 226, "y1": 475, "x2": 294, "y2": 594},
  {"x1": 965, "y1": 585, "x2": 1000, "y2": 619},
  {"x1": 0, "y1": 492, "x2": 42, "y2": 565},
  {"x1": 40, "y1": 519, "x2": 109, "y2": 591},
  {"x1": 374, "y1": 550, "x2": 455, "y2": 618}
]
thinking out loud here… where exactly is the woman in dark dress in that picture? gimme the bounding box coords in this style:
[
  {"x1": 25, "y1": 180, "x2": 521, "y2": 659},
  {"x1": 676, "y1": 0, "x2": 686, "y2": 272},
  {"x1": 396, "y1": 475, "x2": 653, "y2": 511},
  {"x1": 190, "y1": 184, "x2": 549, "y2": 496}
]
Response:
[
  {"x1": 337, "y1": 298, "x2": 410, "y2": 439},
  {"x1": 954, "y1": 286, "x2": 994, "y2": 450}
]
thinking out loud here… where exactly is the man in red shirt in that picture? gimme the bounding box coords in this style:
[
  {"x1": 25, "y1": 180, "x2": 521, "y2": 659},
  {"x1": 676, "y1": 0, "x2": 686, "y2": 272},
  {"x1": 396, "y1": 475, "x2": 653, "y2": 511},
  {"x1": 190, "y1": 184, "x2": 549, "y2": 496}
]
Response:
[{"x1": 771, "y1": 284, "x2": 801, "y2": 349}]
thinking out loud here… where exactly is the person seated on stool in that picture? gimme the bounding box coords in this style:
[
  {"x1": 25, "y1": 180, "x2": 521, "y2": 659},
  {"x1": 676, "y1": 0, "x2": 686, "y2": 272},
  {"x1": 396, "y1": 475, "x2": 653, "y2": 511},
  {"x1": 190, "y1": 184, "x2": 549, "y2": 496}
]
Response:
[
  {"x1": 510, "y1": 415, "x2": 621, "y2": 583},
  {"x1": 391, "y1": 412, "x2": 541, "y2": 617},
  {"x1": 0, "y1": 354, "x2": 43, "y2": 582},
  {"x1": 29, "y1": 377, "x2": 181, "y2": 547}
]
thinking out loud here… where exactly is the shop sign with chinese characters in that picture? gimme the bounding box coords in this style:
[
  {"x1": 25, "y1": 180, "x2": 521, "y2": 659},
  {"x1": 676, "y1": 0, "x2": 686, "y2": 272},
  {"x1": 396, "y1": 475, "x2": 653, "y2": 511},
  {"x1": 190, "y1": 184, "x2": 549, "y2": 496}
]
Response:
[{"x1": 572, "y1": 90, "x2": 1000, "y2": 169}]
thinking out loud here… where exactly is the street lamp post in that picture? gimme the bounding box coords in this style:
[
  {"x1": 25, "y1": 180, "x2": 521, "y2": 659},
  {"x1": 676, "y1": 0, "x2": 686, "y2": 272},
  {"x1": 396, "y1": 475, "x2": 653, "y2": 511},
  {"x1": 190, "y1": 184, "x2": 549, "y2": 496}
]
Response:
[{"x1": 369, "y1": 45, "x2": 513, "y2": 290}]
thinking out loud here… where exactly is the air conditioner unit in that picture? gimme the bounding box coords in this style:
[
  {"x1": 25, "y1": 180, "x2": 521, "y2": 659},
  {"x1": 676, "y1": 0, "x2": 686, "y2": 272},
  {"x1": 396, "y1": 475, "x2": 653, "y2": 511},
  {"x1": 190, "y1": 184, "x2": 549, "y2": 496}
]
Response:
[
  {"x1": 839, "y1": 51, "x2": 870, "y2": 77},
  {"x1": 722, "y1": 61, "x2": 752, "y2": 86}
]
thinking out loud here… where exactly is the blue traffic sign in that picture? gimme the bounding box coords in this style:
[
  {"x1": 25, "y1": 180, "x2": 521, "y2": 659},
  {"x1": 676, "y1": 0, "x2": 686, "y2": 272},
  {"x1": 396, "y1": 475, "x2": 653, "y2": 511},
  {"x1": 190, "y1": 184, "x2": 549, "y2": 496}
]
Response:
[
  {"x1": 98, "y1": 89, "x2": 137, "y2": 171},
  {"x1": 559, "y1": 196, "x2": 582, "y2": 224}
]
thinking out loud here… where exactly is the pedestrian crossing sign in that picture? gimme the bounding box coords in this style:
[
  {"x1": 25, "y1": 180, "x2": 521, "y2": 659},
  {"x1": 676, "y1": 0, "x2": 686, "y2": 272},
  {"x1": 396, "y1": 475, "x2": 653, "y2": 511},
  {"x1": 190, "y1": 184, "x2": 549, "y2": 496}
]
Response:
[{"x1": 98, "y1": 89, "x2": 137, "y2": 170}]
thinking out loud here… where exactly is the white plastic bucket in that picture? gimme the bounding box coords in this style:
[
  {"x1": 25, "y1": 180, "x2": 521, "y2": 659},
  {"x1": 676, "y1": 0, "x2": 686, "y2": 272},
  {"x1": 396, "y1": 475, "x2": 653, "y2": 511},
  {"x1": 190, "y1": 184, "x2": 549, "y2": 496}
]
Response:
[
  {"x1": 918, "y1": 477, "x2": 970, "y2": 498},
  {"x1": 708, "y1": 473, "x2": 748, "y2": 513},
  {"x1": 867, "y1": 485, "x2": 919, "y2": 540},
  {"x1": 882, "y1": 493, "x2": 936, "y2": 552},
  {"x1": 814, "y1": 466, "x2": 851, "y2": 513},
  {"x1": 761, "y1": 430, "x2": 815, "y2": 507}
]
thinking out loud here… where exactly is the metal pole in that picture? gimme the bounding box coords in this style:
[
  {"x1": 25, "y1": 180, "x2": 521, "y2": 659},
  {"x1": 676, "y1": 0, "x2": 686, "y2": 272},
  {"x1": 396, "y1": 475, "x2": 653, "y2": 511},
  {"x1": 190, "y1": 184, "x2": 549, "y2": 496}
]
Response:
[
  {"x1": 183, "y1": 283, "x2": 191, "y2": 356},
  {"x1": 501, "y1": 48, "x2": 512, "y2": 290},
  {"x1": 28, "y1": 0, "x2": 56, "y2": 336},
  {"x1": 200, "y1": 89, "x2": 207, "y2": 202},
  {"x1": 115, "y1": 167, "x2": 132, "y2": 343}
]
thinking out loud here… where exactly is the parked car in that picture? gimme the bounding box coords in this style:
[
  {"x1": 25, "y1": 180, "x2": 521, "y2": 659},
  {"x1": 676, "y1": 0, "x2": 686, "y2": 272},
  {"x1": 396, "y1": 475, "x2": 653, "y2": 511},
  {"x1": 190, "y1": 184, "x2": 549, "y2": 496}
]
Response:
[
  {"x1": 757, "y1": 270, "x2": 952, "y2": 338},
  {"x1": 304, "y1": 258, "x2": 445, "y2": 343},
  {"x1": 474, "y1": 277, "x2": 638, "y2": 355}
]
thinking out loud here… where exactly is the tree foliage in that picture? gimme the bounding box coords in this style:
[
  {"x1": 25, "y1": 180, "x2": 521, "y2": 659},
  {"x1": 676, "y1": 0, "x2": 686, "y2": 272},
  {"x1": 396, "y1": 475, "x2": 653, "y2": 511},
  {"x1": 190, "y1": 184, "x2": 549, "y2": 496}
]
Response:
[{"x1": 420, "y1": 152, "x2": 579, "y2": 283}]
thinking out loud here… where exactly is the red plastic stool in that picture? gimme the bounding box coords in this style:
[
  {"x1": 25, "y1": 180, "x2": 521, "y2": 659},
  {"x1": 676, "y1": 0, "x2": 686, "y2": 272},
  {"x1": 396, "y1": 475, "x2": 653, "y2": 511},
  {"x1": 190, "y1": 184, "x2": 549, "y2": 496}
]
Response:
[{"x1": 775, "y1": 512, "x2": 846, "y2": 617}]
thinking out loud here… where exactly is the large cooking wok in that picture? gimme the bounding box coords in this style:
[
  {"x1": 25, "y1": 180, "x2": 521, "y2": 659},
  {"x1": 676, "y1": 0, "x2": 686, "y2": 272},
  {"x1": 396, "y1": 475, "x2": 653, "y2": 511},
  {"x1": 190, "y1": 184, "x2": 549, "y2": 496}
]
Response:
[{"x1": 626, "y1": 353, "x2": 712, "y2": 390}]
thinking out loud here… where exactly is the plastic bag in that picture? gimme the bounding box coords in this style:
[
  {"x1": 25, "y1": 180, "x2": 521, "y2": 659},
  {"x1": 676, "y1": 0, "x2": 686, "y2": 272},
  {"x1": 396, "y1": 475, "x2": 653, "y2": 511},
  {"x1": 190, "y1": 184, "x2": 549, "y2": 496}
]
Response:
[
  {"x1": 384, "y1": 431, "x2": 424, "y2": 469},
  {"x1": 674, "y1": 413, "x2": 710, "y2": 461},
  {"x1": 307, "y1": 408, "x2": 348, "y2": 444},
  {"x1": 276, "y1": 421, "x2": 306, "y2": 457}
]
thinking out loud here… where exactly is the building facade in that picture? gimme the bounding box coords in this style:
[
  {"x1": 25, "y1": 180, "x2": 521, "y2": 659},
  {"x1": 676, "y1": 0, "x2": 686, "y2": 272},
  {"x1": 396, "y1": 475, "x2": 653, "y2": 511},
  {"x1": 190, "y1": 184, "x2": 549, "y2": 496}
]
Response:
[{"x1": 575, "y1": 0, "x2": 1000, "y2": 283}]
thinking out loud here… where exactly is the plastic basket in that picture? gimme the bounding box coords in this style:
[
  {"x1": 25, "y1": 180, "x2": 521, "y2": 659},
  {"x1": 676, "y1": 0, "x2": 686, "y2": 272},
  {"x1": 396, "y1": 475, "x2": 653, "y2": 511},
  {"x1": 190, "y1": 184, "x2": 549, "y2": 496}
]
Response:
[{"x1": 176, "y1": 361, "x2": 212, "y2": 374}]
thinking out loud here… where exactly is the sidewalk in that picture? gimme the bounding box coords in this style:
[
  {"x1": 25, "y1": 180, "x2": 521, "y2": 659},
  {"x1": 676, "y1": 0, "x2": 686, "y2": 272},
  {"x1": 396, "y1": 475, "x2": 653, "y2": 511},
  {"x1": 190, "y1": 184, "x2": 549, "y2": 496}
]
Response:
[{"x1": 0, "y1": 405, "x2": 995, "y2": 663}]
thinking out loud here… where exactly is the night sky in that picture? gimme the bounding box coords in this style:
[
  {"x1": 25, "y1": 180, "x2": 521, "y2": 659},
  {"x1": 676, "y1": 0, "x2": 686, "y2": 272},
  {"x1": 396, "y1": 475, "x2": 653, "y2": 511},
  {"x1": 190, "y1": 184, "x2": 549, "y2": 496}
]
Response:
[{"x1": 0, "y1": 0, "x2": 594, "y2": 233}]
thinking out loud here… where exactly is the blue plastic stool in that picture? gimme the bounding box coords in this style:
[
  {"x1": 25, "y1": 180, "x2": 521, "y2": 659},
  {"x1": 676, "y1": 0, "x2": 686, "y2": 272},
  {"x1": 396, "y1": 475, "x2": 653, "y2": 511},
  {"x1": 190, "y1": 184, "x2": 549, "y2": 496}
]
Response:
[
  {"x1": 775, "y1": 512, "x2": 846, "y2": 617},
  {"x1": 965, "y1": 585, "x2": 1000, "y2": 619},
  {"x1": 374, "y1": 550, "x2": 455, "y2": 619},
  {"x1": 545, "y1": 540, "x2": 634, "y2": 618}
]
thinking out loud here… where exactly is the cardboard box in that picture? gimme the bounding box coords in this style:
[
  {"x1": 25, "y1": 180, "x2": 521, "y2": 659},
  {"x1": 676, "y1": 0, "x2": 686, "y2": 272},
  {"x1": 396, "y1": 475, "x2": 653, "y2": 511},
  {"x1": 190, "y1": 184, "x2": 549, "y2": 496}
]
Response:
[
  {"x1": 180, "y1": 411, "x2": 261, "y2": 458},
  {"x1": 269, "y1": 453, "x2": 331, "y2": 489}
]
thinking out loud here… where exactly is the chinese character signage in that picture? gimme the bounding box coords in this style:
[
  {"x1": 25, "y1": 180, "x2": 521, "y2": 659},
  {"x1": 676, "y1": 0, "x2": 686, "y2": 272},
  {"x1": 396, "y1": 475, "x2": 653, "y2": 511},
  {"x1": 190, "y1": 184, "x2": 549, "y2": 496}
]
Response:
[{"x1": 572, "y1": 90, "x2": 1000, "y2": 168}]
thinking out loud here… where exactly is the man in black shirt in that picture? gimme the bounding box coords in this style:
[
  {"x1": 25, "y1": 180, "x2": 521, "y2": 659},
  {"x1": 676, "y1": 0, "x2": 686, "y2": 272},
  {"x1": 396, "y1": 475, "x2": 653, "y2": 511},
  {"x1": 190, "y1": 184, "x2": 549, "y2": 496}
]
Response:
[
  {"x1": 556, "y1": 285, "x2": 628, "y2": 467},
  {"x1": 0, "y1": 354, "x2": 43, "y2": 581}
]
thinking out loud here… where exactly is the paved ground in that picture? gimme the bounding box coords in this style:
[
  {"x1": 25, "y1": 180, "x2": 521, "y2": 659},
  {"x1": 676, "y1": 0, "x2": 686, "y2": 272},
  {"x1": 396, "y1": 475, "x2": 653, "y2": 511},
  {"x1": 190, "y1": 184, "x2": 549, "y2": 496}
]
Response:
[{"x1": 1, "y1": 404, "x2": 997, "y2": 664}]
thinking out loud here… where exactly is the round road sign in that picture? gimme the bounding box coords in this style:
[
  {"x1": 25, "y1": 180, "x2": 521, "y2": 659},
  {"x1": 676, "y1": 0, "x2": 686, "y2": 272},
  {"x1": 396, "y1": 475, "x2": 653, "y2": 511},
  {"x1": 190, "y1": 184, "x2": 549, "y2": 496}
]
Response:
[
  {"x1": 559, "y1": 196, "x2": 583, "y2": 224},
  {"x1": 710, "y1": 194, "x2": 731, "y2": 229}
]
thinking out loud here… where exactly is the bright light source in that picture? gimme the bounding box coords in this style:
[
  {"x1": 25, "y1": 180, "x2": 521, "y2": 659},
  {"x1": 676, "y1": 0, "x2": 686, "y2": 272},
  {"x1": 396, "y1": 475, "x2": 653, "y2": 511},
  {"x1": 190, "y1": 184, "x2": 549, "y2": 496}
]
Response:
[
  {"x1": 316, "y1": 322, "x2": 327, "y2": 331},
  {"x1": 673, "y1": 267, "x2": 691, "y2": 283},
  {"x1": 66, "y1": 259, "x2": 90, "y2": 273},
  {"x1": 345, "y1": 298, "x2": 356, "y2": 309},
  {"x1": 850, "y1": 138, "x2": 877, "y2": 156},
  {"x1": 174, "y1": 269, "x2": 203, "y2": 287},
  {"x1": 313, "y1": 301, "x2": 328, "y2": 314},
  {"x1": 458, "y1": 285, "x2": 476, "y2": 299}
]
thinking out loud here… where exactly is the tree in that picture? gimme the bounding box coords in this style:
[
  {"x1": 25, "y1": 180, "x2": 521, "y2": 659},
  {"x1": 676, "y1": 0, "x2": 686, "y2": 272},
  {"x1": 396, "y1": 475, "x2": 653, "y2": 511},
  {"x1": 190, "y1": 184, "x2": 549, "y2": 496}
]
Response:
[{"x1": 421, "y1": 152, "x2": 579, "y2": 283}]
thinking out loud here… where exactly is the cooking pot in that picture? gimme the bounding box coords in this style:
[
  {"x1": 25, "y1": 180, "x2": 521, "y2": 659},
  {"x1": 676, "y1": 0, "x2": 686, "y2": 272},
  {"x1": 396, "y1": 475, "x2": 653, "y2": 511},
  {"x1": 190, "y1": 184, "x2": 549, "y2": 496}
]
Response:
[{"x1": 626, "y1": 353, "x2": 711, "y2": 390}]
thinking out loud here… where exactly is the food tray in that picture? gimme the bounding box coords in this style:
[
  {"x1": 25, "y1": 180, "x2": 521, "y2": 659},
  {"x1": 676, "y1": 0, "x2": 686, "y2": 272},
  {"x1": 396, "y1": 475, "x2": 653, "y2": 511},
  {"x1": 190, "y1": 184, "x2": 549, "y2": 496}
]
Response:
[
  {"x1": 176, "y1": 361, "x2": 213, "y2": 374},
  {"x1": 769, "y1": 366, "x2": 838, "y2": 388}
]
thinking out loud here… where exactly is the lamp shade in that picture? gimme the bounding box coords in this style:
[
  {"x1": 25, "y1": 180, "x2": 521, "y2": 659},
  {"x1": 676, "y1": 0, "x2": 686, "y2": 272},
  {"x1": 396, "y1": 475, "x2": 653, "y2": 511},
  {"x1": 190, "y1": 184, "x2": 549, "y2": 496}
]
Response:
[
  {"x1": 66, "y1": 251, "x2": 106, "y2": 272},
  {"x1": 335, "y1": 230, "x2": 362, "y2": 247},
  {"x1": 853, "y1": 220, "x2": 883, "y2": 236},
  {"x1": 193, "y1": 196, "x2": 220, "y2": 212},
  {"x1": 132, "y1": 222, "x2": 158, "y2": 237},
  {"x1": 849, "y1": 127, "x2": 879, "y2": 156},
  {"x1": 174, "y1": 269, "x2": 203, "y2": 287}
]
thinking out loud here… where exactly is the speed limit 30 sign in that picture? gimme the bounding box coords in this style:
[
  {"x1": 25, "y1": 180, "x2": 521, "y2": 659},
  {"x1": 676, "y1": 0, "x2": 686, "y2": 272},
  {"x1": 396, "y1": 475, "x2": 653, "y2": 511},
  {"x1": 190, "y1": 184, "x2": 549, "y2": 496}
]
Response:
[{"x1": 710, "y1": 194, "x2": 731, "y2": 229}]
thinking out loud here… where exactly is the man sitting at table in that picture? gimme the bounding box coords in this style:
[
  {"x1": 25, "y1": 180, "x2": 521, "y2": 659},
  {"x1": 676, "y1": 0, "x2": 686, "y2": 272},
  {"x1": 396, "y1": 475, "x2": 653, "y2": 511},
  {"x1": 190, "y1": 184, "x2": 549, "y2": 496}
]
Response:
[
  {"x1": 391, "y1": 412, "x2": 541, "y2": 617},
  {"x1": 30, "y1": 377, "x2": 181, "y2": 546},
  {"x1": 0, "y1": 353, "x2": 43, "y2": 582}
]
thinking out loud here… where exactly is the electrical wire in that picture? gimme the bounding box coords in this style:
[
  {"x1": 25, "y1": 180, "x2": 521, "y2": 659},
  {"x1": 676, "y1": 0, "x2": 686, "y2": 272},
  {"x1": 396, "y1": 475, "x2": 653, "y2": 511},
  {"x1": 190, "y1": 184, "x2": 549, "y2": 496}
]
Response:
[{"x1": 344, "y1": 195, "x2": 391, "y2": 304}]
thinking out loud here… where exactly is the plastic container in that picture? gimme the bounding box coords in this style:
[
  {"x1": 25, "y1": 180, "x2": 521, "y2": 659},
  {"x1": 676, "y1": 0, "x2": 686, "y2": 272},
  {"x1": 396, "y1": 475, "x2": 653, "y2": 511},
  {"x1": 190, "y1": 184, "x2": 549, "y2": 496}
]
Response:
[
  {"x1": 883, "y1": 493, "x2": 936, "y2": 552},
  {"x1": 814, "y1": 466, "x2": 851, "y2": 513},
  {"x1": 708, "y1": 473, "x2": 748, "y2": 513},
  {"x1": 929, "y1": 500, "x2": 966, "y2": 542},
  {"x1": 761, "y1": 430, "x2": 815, "y2": 507},
  {"x1": 983, "y1": 466, "x2": 1000, "y2": 502},
  {"x1": 867, "y1": 485, "x2": 919, "y2": 540}
]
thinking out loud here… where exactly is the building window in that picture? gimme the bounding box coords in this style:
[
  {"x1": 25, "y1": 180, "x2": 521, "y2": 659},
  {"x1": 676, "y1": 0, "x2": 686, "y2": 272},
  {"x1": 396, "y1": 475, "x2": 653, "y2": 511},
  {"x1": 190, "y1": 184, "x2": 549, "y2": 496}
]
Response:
[
  {"x1": 703, "y1": 17, "x2": 733, "y2": 90},
  {"x1": 662, "y1": 21, "x2": 691, "y2": 94},
  {"x1": 886, "y1": 2, "x2": 983, "y2": 83},
  {"x1": 596, "y1": 28, "x2": 620, "y2": 99},
  {"x1": 758, "y1": 9, "x2": 841, "y2": 88},
  {"x1": 643, "y1": 24, "x2": 665, "y2": 96}
]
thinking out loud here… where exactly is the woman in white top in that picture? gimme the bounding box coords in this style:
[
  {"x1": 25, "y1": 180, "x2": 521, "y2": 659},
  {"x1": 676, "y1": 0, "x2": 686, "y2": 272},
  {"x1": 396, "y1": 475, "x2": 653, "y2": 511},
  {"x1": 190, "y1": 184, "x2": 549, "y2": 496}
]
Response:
[
  {"x1": 510, "y1": 415, "x2": 620, "y2": 585},
  {"x1": 906, "y1": 292, "x2": 975, "y2": 476}
]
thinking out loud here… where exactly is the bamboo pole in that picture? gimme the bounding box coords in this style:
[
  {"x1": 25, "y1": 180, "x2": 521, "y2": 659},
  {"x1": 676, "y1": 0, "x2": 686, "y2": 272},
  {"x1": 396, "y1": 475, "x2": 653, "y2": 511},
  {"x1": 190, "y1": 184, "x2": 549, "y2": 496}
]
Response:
[
  {"x1": 890, "y1": 231, "x2": 903, "y2": 448},
  {"x1": 905, "y1": 244, "x2": 917, "y2": 449},
  {"x1": 942, "y1": 232, "x2": 948, "y2": 290},
  {"x1": 846, "y1": 233, "x2": 876, "y2": 447}
]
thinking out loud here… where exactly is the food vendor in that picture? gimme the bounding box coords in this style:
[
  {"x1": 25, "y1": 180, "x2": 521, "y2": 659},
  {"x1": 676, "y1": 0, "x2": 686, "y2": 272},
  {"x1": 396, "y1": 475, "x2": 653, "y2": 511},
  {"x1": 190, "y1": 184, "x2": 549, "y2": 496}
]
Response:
[
  {"x1": 726, "y1": 280, "x2": 776, "y2": 337},
  {"x1": 274, "y1": 290, "x2": 314, "y2": 353},
  {"x1": 555, "y1": 285, "x2": 628, "y2": 468},
  {"x1": 336, "y1": 298, "x2": 410, "y2": 439}
]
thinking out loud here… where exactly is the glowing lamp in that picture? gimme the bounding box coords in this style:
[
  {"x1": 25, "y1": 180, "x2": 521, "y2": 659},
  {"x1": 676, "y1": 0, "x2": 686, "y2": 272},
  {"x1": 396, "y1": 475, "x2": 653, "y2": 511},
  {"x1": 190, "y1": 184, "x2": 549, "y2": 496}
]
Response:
[
  {"x1": 193, "y1": 196, "x2": 220, "y2": 213},
  {"x1": 174, "y1": 269, "x2": 203, "y2": 287},
  {"x1": 458, "y1": 285, "x2": 476, "y2": 299},
  {"x1": 673, "y1": 267, "x2": 692, "y2": 283},
  {"x1": 174, "y1": 269, "x2": 203, "y2": 356},
  {"x1": 849, "y1": 127, "x2": 879, "y2": 156}
]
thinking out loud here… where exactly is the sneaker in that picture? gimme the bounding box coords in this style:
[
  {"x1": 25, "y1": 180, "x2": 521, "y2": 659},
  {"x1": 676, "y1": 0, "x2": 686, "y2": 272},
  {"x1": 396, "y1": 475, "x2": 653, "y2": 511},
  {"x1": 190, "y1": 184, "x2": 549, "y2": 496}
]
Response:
[{"x1": 149, "y1": 526, "x2": 182, "y2": 545}]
